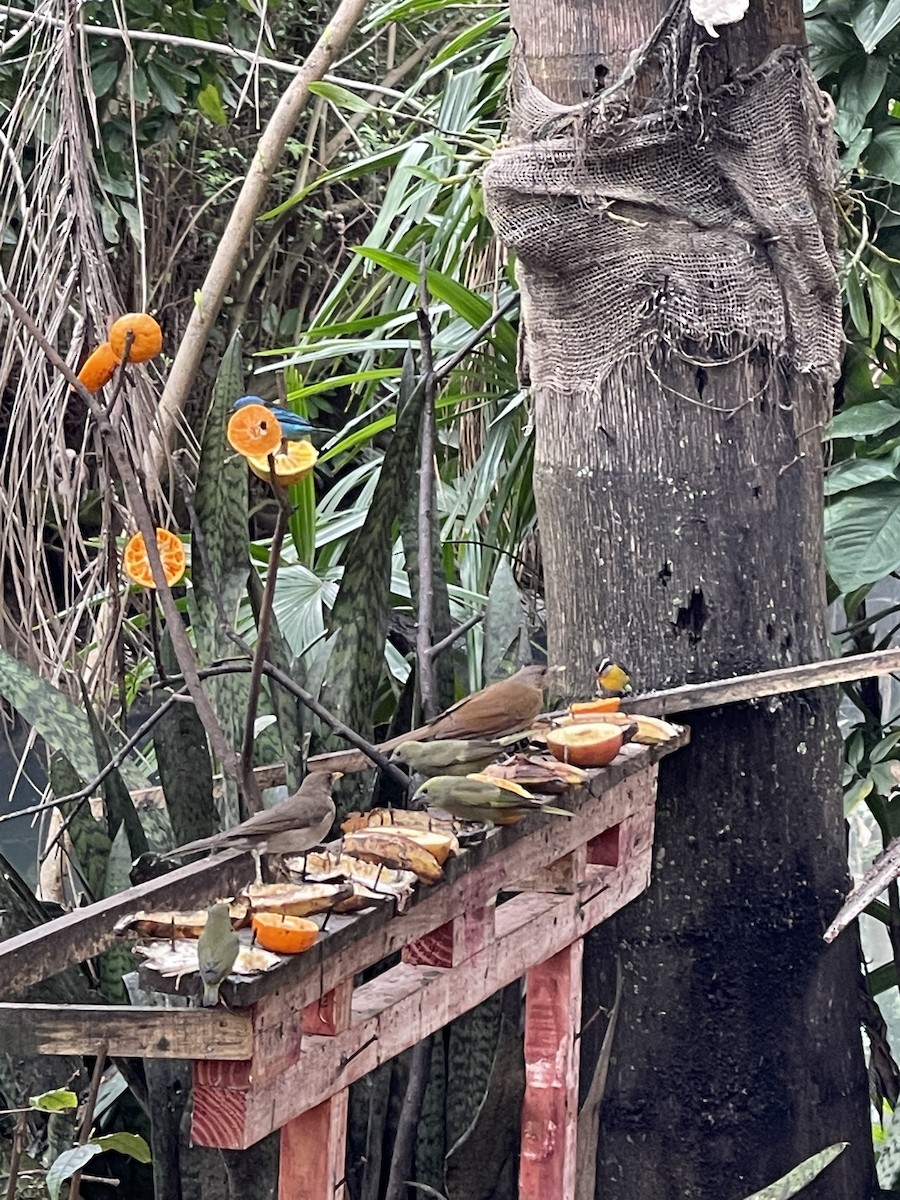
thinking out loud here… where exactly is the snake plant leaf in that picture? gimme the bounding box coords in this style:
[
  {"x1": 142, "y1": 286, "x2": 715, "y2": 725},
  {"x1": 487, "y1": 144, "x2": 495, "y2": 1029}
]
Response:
[
  {"x1": 248, "y1": 568, "x2": 305, "y2": 791},
  {"x1": 154, "y1": 630, "x2": 218, "y2": 846},
  {"x1": 49, "y1": 752, "x2": 110, "y2": 900},
  {"x1": 0, "y1": 645, "x2": 149, "y2": 790},
  {"x1": 482, "y1": 556, "x2": 528, "y2": 683},
  {"x1": 401, "y1": 485, "x2": 455, "y2": 712},
  {"x1": 79, "y1": 683, "x2": 149, "y2": 858},
  {"x1": 319, "y1": 351, "x2": 425, "y2": 739},
  {"x1": 739, "y1": 1143, "x2": 848, "y2": 1200},
  {"x1": 190, "y1": 330, "x2": 250, "y2": 826}
]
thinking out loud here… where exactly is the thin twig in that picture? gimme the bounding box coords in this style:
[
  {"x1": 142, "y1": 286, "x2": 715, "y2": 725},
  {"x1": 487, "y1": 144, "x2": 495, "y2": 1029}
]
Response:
[
  {"x1": 0, "y1": 289, "x2": 245, "y2": 796},
  {"x1": 425, "y1": 611, "x2": 485, "y2": 660},
  {"x1": 4, "y1": 1109, "x2": 27, "y2": 1200},
  {"x1": 432, "y1": 292, "x2": 519, "y2": 385},
  {"x1": 68, "y1": 1040, "x2": 108, "y2": 1200},
  {"x1": 415, "y1": 250, "x2": 439, "y2": 722},
  {"x1": 156, "y1": 0, "x2": 370, "y2": 465},
  {"x1": 240, "y1": 469, "x2": 291, "y2": 812},
  {"x1": 181, "y1": 661, "x2": 411, "y2": 787}
]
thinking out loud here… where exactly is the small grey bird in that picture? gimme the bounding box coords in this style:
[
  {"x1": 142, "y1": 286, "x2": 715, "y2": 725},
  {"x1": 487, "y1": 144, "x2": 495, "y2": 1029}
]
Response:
[
  {"x1": 197, "y1": 903, "x2": 239, "y2": 1007},
  {"x1": 165, "y1": 771, "x2": 340, "y2": 882},
  {"x1": 390, "y1": 739, "x2": 506, "y2": 778}
]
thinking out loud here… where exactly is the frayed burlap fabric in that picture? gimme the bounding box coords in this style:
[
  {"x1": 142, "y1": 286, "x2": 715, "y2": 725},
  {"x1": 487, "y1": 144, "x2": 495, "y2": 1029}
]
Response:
[{"x1": 483, "y1": 0, "x2": 842, "y2": 394}]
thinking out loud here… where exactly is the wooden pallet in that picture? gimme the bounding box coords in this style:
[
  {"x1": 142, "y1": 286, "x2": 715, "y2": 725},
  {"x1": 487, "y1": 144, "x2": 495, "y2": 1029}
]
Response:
[{"x1": 0, "y1": 732, "x2": 687, "y2": 1199}]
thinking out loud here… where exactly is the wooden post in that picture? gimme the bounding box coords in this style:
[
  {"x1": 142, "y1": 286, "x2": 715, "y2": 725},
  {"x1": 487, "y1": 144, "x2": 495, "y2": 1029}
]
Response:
[
  {"x1": 279, "y1": 1090, "x2": 349, "y2": 1200},
  {"x1": 520, "y1": 940, "x2": 583, "y2": 1200}
]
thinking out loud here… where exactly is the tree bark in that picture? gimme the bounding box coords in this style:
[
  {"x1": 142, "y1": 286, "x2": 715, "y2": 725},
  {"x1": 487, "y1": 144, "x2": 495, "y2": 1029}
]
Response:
[{"x1": 501, "y1": 1, "x2": 875, "y2": 1197}]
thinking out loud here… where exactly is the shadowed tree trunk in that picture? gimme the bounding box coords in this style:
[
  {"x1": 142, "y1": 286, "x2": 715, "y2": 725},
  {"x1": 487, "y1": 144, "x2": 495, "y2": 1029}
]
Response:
[{"x1": 484, "y1": 0, "x2": 875, "y2": 1196}]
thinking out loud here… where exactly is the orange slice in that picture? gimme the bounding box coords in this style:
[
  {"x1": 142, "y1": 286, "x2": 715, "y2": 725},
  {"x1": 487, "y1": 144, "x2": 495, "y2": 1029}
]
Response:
[
  {"x1": 227, "y1": 403, "x2": 282, "y2": 458},
  {"x1": 77, "y1": 342, "x2": 120, "y2": 392},
  {"x1": 569, "y1": 698, "x2": 621, "y2": 715},
  {"x1": 545, "y1": 722, "x2": 629, "y2": 768},
  {"x1": 247, "y1": 440, "x2": 318, "y2": 487},
  {"x1": 122, "y1": 529, "x2": 186, "y2": 589},
  {"x1": 251, "y1": 913, "x2": 319, "y2": 955},
  {"x1": 108, "y1": 313, "x2": 163, "y2": 363}
]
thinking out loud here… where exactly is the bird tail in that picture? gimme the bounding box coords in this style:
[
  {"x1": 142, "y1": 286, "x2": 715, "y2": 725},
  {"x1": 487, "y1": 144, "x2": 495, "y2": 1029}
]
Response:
[
  {"x1": 163, "y1": 836, "x2": 217, "y2": 860},
  {"x1": 537, "y1": 804, "x2": 573, "y2": 817}
]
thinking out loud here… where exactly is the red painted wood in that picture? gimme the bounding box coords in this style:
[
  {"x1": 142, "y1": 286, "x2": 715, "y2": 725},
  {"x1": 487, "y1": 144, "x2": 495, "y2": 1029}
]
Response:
[
  {"x1": 520, "y1": 940, "x2": 584, "y2": 1200},
  {"x1": 401, "y1": 901, "x2": 495, "y2": 967},
  {"x1": 588, "y1": 824, "x2": 621, "y2": 866},
  {"x1": 279, "y1": 1091, "x2": 348, "y2": 1200},
  {"x1": 301, "y1": 981, "x2": 353, "y2": 1036},
  {"x1": 189, "y1": 803, "x2": 656, "y2": 1148}
]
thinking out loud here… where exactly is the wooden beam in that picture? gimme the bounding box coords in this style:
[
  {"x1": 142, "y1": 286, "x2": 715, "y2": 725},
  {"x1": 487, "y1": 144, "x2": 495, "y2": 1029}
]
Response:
[
  {"x1": 150, "y1": 762, "x2": 665, "y2": 1011},
  {"x1": 0, "y1": 1003, "x2": 252, "y2": 1059},
  {"x1": 190, "y1": 802, "x2": 655, "y2": 1149},
  {"x1": 622, "y1": 646, "x2": 900, "y2": 717},
  {"x1": 279, "y1": 1092, "x2": 348, "y2": 1200},
  {"x1": 0, "y1": 850, "x2": 252, "y2": 993},
  {"x1": 520, "y1": 941, "x2": 583, "y2": 1200}
]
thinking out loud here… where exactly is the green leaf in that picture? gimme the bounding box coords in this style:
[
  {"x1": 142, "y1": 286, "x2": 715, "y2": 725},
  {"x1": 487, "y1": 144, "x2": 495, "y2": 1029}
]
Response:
[
  {"x1": 248, "y1": 569, "x2": 305, "y2": 790},
  {"x1": 260, "y1": 146, "x2": 407, "y2": 220},
  {"x1": 91, "y1": 60, "x2": 120, "y2": 97},
  {"x1": 826, "y1": 399, "x2": 900, "y2": 439},
  {"x1": 353, "y1": 248, "x2": 518, "y2": 364},
  {"x1": 844, "y1": 774, "x2": 874, "y2": 815},
  {"x1": 146, "y1": 60, "x2": 183, "y2": 114},
  {"x1": 81, "y1": 683, "x2": 149, "y2": 858},
  {"x1": 46, "y1": 1144, "x2": 102, "y2": 1200},
  {"x1": 824, "y1": 456, "x2": 900, "y2": 494},
  {"x1": 739, "y1": 1143, "x2": 847, "y2": 1200},
  {"x1": 0, "y1": 646, "x2": 149, "y2": 790},
  {"x1": 482, "y1": 558, "x2": 526, "y2": 682},
  {"x1": 319, "y1": 351, "x2": 424, "y2": 745},
  {"x1": 29, "y1": 1088, "x2": 77, "y2": 1112},
  {"x1": 90, "y1": 1132, "x2": 152, "y2": 1163},
  {"x1": 834, "y1": 58, "x2": 888, "y2": 146},
  {"x1": 857, "y1": 0, "x2": 900, "y2": 49},
  {"x1": 826, "y1": 482, "x2": 900, "y2": 590},
  {"x1": 191, "y1": 332, "x2": 249, "y2": 825},
  {"x1": 50, "y1": 753, "x2": 111, "y2": 900},
  {"x1": 866, "y1": 128, "x2": 900, "y2": 184},
  {"x1": 309, "y1": 80, "x2": 377, "y2": 114},
  {"x1": 196, "y1": 81, "x2": 227, "y2": 125}
]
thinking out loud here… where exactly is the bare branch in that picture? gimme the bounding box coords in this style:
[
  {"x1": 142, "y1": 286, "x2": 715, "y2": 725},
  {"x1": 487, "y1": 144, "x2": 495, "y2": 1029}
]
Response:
[{"x1": 415, "y1": 251, "x2": 439, "y2": 721}]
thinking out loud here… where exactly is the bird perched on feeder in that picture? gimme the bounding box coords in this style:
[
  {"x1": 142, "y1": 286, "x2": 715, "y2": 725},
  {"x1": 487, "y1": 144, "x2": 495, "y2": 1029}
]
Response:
[
  {"x1": 232, "y1": 395, "x2": 326, "y2": 441},
  {"x1": 164, "y1": 771, "x2": 341, "y2": 883},
  {"x1": 197, "y1": 902, "x2": 239, "y2": 1007},
  {"x1": 308, "y1": 664, "x2": 559, "y2": 774},
  {"x1": 594, "y1": 657, "x2": 632, "y2": 698},
  {"x1": 412, "y1": 774, "x2": 572, "y2": 826},
  {"x1": 390, "y1": 739, "x2": 507, "y2": 778}
]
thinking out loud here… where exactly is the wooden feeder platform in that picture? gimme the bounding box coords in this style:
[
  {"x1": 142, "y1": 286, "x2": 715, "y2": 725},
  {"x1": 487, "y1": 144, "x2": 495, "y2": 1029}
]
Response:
[{"x1": 0, "y1": 732, "x2": 687, "y2": 1200}]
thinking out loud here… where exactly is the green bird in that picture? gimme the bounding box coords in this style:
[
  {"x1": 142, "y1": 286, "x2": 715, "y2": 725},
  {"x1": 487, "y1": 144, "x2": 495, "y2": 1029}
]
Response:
[
  {"x1": 390, "y1": 739, "x2": 507, "y2": 778},
  {"x1": 412, "y1": 775, "x2": 573, "y2": 826},
  {"x1": 197, "y1": 903, "x2": 239, "y2": 1008}
]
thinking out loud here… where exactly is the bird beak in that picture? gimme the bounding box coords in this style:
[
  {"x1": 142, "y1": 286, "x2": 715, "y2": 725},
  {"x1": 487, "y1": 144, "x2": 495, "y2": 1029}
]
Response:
[
  {"x1": 410, "y1": 787, "x2": 427, "y2": 810},
  {"x1": 332, "y1": 772, "x2": 344, "y2": 781}
]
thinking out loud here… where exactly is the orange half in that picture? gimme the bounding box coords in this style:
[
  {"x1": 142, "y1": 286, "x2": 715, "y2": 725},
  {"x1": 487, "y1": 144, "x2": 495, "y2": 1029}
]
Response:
[
  {"x1": 545, "y1": 722, "x2": 627, "y2": 768},
  {"x1": 247, "y1": 440, "x2": 318, "y2": 487},
  {"x1": 123, "y1": 528, "x2": 186, "y2": 589},
  {"x1": 227, "y1": 403, "x2": 282, "y2": 458},
  {"x1": 251, "y1": 913, "x2": 319, "y2": 954}
]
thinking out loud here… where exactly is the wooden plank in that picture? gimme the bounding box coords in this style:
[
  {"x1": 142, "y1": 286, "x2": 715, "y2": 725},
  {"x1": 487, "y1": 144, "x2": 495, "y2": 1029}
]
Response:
[
  {"x1": 0, "y1": 850, "x2": 253, "y2": 993},
  {"x1": 401, "y1": 900, "x2": 496, "y2": 968},
  {"x1": 279, "y1": 1092, "x2": 348, "y2": 1200},
  {"x1": 155, "y1": 759, "x2": 666, "y2": 1010},
  {"x1": 190, "y1": 804, "x2": 654, "y2": 1148},
  {"x1": 510, "y1": 846, "x2": 588, "y2": 894},
  {"x1": 519, "y1": 942, "x2": 583, "y2": 1200},
  {"x1": 0, "y1": 1003, "x2": 252, "y2": 1059},
  {"x1": 621, "y1": 646, "x2": 900, "y2": 717}
]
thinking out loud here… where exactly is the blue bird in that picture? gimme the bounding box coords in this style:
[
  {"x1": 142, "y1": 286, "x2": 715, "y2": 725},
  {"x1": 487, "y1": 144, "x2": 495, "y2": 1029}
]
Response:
[{"x1": 232, "y1": 395, "x2": 325, "y2": 441}]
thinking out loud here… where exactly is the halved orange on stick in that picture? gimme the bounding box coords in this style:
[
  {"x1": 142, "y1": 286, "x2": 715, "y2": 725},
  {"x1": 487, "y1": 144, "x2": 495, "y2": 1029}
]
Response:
[
  {"x1": 251, "y1": 913, "x2": 319, "y2": 955},
  {"x1": 123, "y1": 529, "x2": 186, "y2": 589},
  {"x1": 227, "y1": 403, "x2": 282, "y2": 458},
  {"x1": 247, "y1": 440, "x2": 318, "y2": 487}
]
